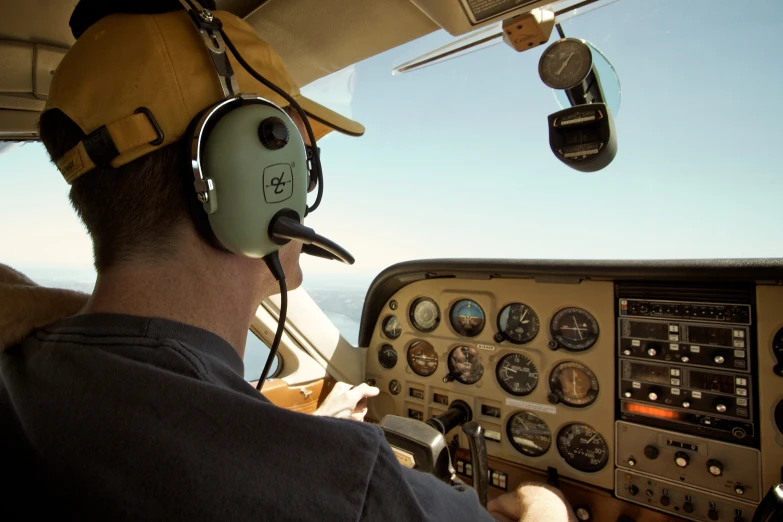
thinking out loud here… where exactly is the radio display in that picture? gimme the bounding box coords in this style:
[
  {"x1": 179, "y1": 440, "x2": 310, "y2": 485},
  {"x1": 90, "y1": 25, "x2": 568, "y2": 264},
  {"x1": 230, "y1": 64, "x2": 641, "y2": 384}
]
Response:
[
  {"x1": 622, "y1": 361, "x2": 670, "y2": 384},
  {"x1": 686, "y1": 325, "x2": 733, "y2": 346},
  {"x1": 689, "y1": 370, "x2": 735, "y2": 394},
  {"x1": 626, "y1": 321, "x2": 669, "y2": 340}
]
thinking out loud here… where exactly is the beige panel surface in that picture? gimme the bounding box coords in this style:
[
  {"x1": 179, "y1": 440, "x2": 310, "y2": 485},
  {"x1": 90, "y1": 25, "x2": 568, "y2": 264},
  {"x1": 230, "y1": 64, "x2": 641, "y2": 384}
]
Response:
[
  {"x1": 755, "y1": 285, "x2": 783, "y2": 493},
  {"x1": 365, "y1": 277, "x2": 616, "y2": 490}
]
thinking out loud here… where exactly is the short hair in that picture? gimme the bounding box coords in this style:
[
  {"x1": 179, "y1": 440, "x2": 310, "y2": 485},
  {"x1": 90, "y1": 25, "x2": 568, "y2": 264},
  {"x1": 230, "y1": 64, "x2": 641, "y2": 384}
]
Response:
[{"x1": 39, "y1": 109, "x2": 202, "y2": 272}]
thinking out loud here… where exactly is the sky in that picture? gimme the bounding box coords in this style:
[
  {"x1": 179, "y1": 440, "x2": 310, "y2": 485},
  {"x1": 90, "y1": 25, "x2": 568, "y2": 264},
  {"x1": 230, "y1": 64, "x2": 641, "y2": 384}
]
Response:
[{"x1": 2, "y1": 0, "x2": 782, "y2": 293}]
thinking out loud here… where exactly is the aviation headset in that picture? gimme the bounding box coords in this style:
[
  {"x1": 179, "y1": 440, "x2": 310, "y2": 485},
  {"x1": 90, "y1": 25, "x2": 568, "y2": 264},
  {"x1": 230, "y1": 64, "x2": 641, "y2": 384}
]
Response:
[
  {"x1": 178, "y1": 0, "x2": 353, "y2": 265},
  {"x1": 177, "y1": 0, "x2": 354, "y2": 385}
]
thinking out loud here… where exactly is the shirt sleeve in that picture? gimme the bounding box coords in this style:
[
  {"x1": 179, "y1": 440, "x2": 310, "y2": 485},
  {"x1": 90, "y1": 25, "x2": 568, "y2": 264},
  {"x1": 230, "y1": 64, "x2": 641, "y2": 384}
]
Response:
[{"x1": 359, "y1": 438, "x2": 495, "y2": 522}]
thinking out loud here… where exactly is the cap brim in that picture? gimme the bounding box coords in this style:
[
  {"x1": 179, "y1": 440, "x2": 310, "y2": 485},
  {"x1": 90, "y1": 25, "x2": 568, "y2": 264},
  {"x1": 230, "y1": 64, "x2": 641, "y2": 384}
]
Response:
[{"x1": 292, "y1": 94, "x2": 365, "y2": 141}]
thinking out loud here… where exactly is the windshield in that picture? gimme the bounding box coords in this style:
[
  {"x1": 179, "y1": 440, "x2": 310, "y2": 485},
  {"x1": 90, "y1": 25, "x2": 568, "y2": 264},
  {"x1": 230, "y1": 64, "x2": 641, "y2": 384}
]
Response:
[{"x1": 3, "y1": 0, "x2": 781, "y2": 346}]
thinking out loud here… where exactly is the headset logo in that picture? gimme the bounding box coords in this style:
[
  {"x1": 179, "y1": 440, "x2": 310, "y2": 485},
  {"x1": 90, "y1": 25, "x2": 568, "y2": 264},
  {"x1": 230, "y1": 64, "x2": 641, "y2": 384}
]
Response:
[{"x1": 263, "y1": 164, "x2": 294, "y2": 203}]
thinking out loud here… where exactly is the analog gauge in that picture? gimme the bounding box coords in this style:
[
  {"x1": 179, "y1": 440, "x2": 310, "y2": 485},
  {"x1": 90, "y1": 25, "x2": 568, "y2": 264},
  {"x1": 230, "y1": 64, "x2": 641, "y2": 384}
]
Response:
[
  {"x1": 450, "y1": 299, "x2": 486, "y2": 337},
  {"x1": 556, "y1": 423, "x2": 609, "y2": 472},
  {"x1": 378, "y1": 344, "x2": 398, "y2": 369},
  {"x1": 382, "y1": 315, "x2": 402, "y2": 340},
  {"x1": 496, "y1": 353, "x2": 539, "y2": 396},
  {"x1": 548, "y1": 361, "x2": 599, "y2": 407},
  {"x1": 410, "y1": 297, "x2": 440, "y2": 333},
  {"x1": 497, "y1": 303, "x2": 540, "y2": 344},
  {"x1": 507, "y1": 411, "x2": 552, "y2": 457},
  {"x1": 407, "y1": 340, "x2": 439, "y2": 377},
  {"x1": 447, "y1": 345, "x2": 484, "y2": 384},
  {"x1": 773, "y1": 326, "x2": 783, "y2": 365},
  {"x1": 550, "y1": 308, "x2": 600, "y2": 351},
  {"x1": 538, "y1": 38, "x2": 593, "y2": 90},
  {"x1": 389, "y1": 379, "x2": 401, "y2": 395}
]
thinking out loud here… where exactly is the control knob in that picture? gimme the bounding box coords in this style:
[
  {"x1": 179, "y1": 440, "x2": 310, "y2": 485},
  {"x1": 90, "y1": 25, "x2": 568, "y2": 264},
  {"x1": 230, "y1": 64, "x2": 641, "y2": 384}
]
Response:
[
  {"x1": 682, "y1": 400, "x2": 691, "y2": 408},
  {"x1": 627, "y1": 457, "x2": 636, "y2": 467},
  {"x1": 258, "y1": 117, "x2": 289, "y2": 150},
  {"x1": 708, "y1": 508, "x2": 719, "y2": 520},
  {"x1": 623, "y1": 390, "x2": 633, "y2": 398},
  {"x1": 643, "y1": 445, "x2": 659, "y2": 460},
  {"x1": 660, "y1": 495, "x2": 670, "y2": 506},
  {"x1": 681, "y1": 356, "x2": 690, "y2": 363},
  {"x1": 707, "y1": 459, "x2": 724, "y2": 477},
  {"x1": 647, "y1": 347, "x2": 658, "y2": 357},
  {"x1": 628, "y1": 485, "x2": 639, "y2": 496},
  {"x1": 622, "y1": 349, "x2": 632, "y2": 356},
  {"x1": 683, "y1": 501, "x2": 694, "y2": 513},
  {"x1": 714, "y1": 355, "x2": 725, "y2": 364},
  {"x1": 735, "y1": 484, "x2": 745, "y2": 495},
  {"x1": 674, "y1": 451, "x2": 690, "y2": 468},
  {"x1": 648, "y1": 387, "x2": 661, "y2": 401},
  {"x1": 714, "y1": 399, "x2": 728, "y2": 414},
  {"x1": 574, "y1": 506, "x2": 592, "y2": 521}
]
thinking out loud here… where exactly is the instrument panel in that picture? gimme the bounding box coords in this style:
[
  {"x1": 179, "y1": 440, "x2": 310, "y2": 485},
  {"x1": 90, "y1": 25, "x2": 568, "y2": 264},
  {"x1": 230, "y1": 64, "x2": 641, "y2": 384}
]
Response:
[
  {"x1": 360, "y1": 260, "x2": 783, "y2": 522},
  {"x1": 365, "y1": 278, "x2": 617, "y2": 489}
]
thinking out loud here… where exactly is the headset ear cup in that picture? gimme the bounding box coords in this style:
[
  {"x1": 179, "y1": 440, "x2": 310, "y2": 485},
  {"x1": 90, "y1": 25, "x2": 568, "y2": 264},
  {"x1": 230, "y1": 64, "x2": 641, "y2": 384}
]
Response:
[
  {"x1": 197, "y1": 98, "x2": 309, "y2": 258},
  {"x1": 182, "y1": 105, "x2": 231, "y2": 253}
]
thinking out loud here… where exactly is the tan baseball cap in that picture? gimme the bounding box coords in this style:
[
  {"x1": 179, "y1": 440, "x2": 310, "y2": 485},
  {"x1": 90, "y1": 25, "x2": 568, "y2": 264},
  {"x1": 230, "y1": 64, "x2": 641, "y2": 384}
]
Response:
[{"x1": 45, "y1": 9, "x2": 364, "y2": 184}]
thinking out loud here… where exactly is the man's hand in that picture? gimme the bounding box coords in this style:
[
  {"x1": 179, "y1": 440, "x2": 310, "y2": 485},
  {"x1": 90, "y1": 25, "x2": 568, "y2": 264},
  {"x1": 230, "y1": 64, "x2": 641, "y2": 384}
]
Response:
[
  {"x1": 313, "y1": 382, "x2": 379, "y2": 421},
  {"x1": 487, "y1": 482, "x2": 576, "y2": 522}
]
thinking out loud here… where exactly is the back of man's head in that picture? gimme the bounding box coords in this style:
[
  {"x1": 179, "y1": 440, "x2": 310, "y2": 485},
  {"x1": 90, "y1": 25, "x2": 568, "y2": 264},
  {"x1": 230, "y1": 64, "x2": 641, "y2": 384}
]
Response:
[
  {"x1": 40, "y1": 0, "x2": 218, "y2": 272},
  {"x1": 39, "y1": 0, "x2": 363, "y2": 274},
  {"x1": 40, "y1": 110, "x2": 193, "y2": 272}
]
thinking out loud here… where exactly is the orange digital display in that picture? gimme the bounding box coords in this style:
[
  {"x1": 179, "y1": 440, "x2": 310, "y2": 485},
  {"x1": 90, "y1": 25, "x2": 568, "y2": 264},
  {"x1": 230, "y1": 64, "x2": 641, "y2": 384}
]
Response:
[{"x1": 626, "y1": 403, "x2": 682, "y2": 420}]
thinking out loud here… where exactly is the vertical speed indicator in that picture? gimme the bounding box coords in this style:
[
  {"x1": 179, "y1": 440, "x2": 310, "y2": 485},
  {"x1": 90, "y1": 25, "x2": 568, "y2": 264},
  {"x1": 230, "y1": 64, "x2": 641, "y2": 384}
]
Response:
[{"x1": 496, "y1": 353, "x2": 539, "y2": 396}]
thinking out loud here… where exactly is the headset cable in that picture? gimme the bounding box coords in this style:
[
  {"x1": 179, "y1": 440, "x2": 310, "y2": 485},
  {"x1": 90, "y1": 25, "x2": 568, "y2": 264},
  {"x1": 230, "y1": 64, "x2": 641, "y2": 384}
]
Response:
[{"x1": 256, "y1": 251, "x2": 287, "y2": 390}]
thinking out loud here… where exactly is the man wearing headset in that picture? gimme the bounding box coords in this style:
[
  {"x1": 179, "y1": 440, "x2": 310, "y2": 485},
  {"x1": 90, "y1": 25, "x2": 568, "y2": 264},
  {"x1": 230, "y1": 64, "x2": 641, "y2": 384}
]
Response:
[{"x1": 0, "y1": 2, "x2": 574, "y2": 521}]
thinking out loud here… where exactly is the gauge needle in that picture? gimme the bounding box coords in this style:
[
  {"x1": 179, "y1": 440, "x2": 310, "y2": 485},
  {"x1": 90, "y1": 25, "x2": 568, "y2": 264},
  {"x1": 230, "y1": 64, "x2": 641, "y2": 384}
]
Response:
[
  {"x1": 572, "y1": 371, "x2": 577, "y2": 395},
  {"x1": 574, "y1": 316, "x2": 584, "y2": 339},
  {"x1": 586, "y1": 433, "x2": 597, "y2": 444},
  {"x1": 556, "y1": 52, "x2": 575, "y2": 75}
]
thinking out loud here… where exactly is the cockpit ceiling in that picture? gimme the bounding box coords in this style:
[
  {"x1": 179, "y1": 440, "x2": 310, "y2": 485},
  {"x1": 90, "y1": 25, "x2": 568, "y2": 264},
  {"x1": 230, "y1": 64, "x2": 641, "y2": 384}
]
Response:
[
  {"x1": 0, "y1": 0, "x2": 439, "y2": 88},
  {"x1": 243, "y1": 0, "x2": 439, "y2": 87}
]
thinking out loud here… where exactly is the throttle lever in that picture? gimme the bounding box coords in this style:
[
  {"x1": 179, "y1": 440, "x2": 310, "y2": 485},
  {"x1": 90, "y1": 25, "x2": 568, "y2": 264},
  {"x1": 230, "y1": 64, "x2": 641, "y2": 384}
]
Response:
[{"x1": 462, "y1": 421, "x2": 488, "y2": 508}]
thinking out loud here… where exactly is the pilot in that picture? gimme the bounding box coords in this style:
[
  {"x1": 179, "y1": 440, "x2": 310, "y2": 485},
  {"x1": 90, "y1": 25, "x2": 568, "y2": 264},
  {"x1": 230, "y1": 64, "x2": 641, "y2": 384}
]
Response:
[{"x1": 0, "y1": 1, "x2": 574, "y2": 521}]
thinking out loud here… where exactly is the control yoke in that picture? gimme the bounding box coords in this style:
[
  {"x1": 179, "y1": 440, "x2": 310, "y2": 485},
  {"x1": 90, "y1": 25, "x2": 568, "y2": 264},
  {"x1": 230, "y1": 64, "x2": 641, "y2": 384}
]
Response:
[{"x1": 379, "y1": 400, "x2": 489, "y2": 507}]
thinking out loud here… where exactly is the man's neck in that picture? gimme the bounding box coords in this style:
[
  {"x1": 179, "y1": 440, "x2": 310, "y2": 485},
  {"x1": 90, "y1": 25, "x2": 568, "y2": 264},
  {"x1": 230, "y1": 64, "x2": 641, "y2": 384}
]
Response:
[{"x1": 82, "y1": 239, "x2": 274, "y2": 357}]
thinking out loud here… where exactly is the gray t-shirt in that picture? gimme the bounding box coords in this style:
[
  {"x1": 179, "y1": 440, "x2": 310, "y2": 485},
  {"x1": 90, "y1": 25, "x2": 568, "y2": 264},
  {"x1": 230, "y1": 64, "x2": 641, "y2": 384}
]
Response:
[{"x1": 0, "y1": 313, "x2": 492, "y2": 521}]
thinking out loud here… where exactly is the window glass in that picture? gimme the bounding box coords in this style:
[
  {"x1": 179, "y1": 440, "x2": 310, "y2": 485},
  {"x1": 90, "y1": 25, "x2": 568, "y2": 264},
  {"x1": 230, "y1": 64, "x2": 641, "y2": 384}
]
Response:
[{"x1": 244, "y1": 329, "x2": 280, "y2": 381}]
